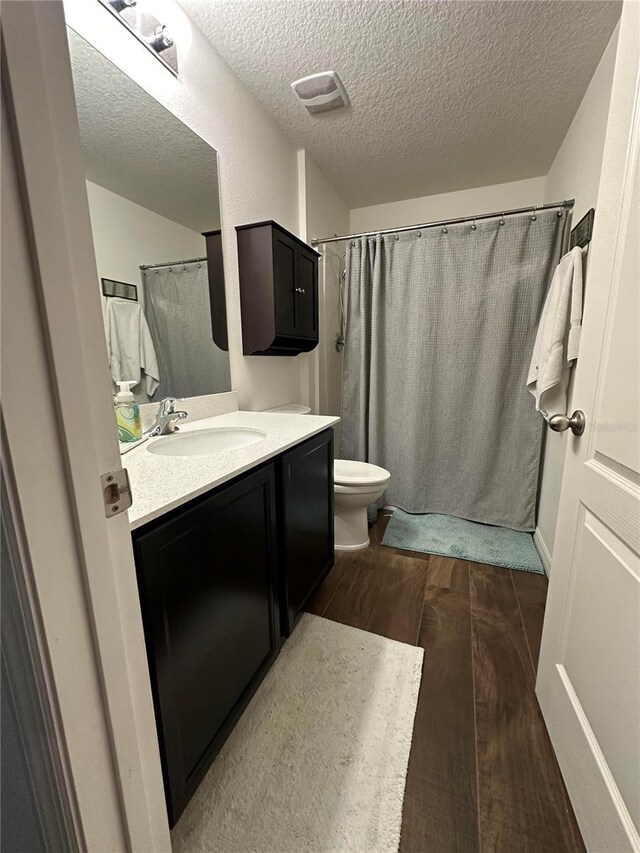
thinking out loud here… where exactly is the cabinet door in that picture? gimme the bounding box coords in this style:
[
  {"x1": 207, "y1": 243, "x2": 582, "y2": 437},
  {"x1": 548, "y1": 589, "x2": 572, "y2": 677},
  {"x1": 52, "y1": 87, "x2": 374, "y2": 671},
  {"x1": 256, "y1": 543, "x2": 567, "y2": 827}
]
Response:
[
  {"x1": 133, "y1": 465, "x2": 279, "y2": 825},
  {"x1": 296, "y1": 246, "x2": 318, "y2": 339},
  {"x1": 272, "y1": 229, "x2": 298, "y2": 336},
  {"x1": 279, "y1": 430, "x2": 334, "y2": 635},
  {"x1": 203, "y1": 230, "x2": 228, "y2": 351}
]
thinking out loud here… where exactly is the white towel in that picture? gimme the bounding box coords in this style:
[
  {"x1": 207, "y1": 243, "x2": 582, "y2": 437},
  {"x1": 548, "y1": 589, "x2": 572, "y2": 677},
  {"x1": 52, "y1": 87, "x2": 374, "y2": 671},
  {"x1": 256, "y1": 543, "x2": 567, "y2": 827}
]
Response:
[
  {"x1": 527, "y1": 246, "x2": 584, "y2": 419},
  {"x1": 105, "y1": 298, "x2": 160, "y2": 396}
]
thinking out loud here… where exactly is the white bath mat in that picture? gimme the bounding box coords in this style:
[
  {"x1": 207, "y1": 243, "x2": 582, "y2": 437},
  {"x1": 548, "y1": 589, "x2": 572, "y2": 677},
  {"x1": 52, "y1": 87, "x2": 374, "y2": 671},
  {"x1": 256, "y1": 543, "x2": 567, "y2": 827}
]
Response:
[{"x1": 171, "y1": 613, "x2": 424, "y2": 853}]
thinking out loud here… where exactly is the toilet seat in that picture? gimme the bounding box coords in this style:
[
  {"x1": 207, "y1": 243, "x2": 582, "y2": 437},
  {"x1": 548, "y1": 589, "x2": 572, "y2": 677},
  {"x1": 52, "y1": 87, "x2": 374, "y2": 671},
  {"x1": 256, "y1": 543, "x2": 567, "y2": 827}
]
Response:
[{"x1": 334, "y1": 459, "x2": 391, "y2": 487}]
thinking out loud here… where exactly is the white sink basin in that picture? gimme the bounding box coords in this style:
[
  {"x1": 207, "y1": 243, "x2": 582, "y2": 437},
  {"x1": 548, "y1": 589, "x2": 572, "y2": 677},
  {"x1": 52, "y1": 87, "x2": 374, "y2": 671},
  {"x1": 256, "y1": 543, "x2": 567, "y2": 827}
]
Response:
[{"x1": 147, "y1": 427, "x2": 266, "y2": 457}]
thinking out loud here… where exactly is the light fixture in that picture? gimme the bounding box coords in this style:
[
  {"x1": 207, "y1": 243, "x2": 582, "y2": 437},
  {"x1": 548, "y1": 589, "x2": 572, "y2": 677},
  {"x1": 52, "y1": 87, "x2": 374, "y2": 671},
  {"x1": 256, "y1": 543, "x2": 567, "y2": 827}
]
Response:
[
  {"x1": 108, "y1": 0, "x2": 137, "y2": 11},
  {"x1": 148, "y1": 24, "x2": 174, "y2": 54},
  {"x1": 96, "y1": 0, "x2": 178, "y2": 75}
]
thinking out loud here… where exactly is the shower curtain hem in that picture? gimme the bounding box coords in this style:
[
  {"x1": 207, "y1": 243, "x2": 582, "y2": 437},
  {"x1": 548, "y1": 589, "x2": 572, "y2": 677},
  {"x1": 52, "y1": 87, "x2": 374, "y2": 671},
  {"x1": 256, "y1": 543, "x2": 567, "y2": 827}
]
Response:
[{"x1": 379, "y1": 502, "x2": 535, "y2": 534}]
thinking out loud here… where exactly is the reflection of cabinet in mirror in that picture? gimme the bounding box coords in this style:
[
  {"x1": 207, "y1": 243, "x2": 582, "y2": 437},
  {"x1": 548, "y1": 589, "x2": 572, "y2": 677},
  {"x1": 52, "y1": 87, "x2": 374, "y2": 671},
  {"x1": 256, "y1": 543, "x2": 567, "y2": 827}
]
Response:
[
  {"x1": 236, "y1": 221, "x2": 320, "y2": 355},
  {"x1": 202, "y1": 230, "x2": 228, "y2": 352}
]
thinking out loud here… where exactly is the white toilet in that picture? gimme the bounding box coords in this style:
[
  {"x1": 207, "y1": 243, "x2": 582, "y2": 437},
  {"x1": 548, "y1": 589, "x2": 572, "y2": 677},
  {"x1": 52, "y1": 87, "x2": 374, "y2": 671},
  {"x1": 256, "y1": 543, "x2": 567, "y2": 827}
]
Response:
[
  {"x1": 263, "y1": 404, "x2": 391, "y2": 552},
  {"x1": 333, "y1": 459, "x2": 391, "y2": 551}
]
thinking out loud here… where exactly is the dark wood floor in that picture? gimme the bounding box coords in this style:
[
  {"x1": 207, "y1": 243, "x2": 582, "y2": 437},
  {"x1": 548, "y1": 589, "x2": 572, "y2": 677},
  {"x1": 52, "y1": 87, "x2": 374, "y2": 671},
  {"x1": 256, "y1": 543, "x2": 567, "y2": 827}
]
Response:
[{"x1": 306, "y1": 512, "x2": 585, "y2": 853}]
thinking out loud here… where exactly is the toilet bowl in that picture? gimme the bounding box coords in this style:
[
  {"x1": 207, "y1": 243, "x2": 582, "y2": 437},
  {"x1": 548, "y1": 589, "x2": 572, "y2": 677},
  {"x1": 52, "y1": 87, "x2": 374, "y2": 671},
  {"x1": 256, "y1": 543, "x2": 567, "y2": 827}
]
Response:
[
  {"x1": 334, "y1": 459, "x2": 391, "y2": 551},
  {"x1": 261, "y1": 405, "x2": 390, "y2": 551}
]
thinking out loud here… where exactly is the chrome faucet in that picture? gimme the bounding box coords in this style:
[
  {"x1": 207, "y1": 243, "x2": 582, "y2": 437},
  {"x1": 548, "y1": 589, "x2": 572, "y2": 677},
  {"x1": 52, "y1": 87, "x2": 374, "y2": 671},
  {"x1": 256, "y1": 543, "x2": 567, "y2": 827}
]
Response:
[{"x1": 146, "y1": 397, "x2": 188, "y2": 436}]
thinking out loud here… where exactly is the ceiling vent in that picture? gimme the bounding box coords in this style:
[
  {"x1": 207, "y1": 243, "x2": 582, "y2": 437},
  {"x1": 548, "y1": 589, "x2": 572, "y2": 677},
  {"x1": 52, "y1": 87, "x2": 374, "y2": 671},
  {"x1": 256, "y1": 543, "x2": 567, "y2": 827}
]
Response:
[{"x1": 291, "y1": 71, "x2": 349, "y2": 115}]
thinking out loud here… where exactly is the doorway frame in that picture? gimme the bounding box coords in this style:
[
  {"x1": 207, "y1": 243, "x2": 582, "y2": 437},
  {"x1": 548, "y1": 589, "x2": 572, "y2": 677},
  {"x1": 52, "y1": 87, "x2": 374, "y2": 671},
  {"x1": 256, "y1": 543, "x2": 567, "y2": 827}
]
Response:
[{"x1": 1, "y1": 3, "x2": 170, "y2": 849}]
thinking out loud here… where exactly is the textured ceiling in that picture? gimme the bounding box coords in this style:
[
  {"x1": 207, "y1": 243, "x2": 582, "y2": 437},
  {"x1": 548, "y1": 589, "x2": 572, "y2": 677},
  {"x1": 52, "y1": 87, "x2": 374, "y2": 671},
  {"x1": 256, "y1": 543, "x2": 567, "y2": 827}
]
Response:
[
  {"x1": 180, "y1": 0, "x2": 621, "y2": 208},
  {"x1": 68, "y1": 29, "x2": 220, "y2": 233}
]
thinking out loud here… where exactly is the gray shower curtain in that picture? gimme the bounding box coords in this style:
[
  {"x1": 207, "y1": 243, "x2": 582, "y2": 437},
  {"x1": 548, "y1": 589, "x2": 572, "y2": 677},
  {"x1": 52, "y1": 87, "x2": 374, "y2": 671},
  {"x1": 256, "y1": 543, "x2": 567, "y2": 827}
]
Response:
[
  {"x1": 341, "y1": 209, "x2": 568, "y2": 531},
  {"x1": 143, "y1": 260, "x2": 231, "y2": 399}
]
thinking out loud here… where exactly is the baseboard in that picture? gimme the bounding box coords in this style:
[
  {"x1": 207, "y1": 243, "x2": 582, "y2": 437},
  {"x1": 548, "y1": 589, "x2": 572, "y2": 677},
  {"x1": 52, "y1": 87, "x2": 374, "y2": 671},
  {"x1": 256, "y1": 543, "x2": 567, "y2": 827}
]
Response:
[{"x1": 533, "y1": 528, "x2": 552, "y2": 576}]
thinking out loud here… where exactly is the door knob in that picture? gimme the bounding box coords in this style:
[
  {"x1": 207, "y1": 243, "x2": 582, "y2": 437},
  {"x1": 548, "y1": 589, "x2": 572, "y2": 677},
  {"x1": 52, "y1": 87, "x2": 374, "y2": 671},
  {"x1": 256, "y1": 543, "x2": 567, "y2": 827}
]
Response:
[{"x1": 548, "y1": 410, "x2": 586, "y2": 436}]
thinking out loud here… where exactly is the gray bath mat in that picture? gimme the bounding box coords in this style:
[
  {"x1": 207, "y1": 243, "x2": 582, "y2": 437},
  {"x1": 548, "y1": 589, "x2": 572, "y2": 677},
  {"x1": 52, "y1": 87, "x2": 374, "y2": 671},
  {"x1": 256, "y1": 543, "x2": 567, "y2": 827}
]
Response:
[{"x1": 382, "y1": 510, "x2": 544, "y2": 574}]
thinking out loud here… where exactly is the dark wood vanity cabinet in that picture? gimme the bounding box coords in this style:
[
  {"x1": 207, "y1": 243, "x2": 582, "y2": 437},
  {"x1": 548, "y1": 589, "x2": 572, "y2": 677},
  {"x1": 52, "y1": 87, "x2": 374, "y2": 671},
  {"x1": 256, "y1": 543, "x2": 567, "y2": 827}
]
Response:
[
  {"x1": 236, "y1": 221, "x2": 320, "y2": 355},
  {"x1": 132, "y1": 464, "x2": 280, "y2": 826},
  {"x1": 279, "y1": 429, "x2": 334, "y2": 635},
  {"x1": 131, "y1": 430, "x2": 334, "y2": 825}
]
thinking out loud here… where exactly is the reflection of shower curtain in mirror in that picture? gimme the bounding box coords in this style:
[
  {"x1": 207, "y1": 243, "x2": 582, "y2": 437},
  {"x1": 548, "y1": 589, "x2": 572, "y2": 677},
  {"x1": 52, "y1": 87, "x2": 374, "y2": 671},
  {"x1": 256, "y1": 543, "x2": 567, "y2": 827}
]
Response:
[{"x1": 142, "y1": 261, "x2": 231, "y2": 399}]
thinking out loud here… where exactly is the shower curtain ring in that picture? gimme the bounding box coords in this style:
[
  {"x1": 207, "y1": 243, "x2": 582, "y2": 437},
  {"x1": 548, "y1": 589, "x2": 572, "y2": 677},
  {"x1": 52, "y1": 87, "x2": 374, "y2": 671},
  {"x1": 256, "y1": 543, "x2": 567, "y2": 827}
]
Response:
[
  {"x1": 499, "y1": 213, "x2": 505, "y2": 226},
  {"x1": 531, "y1": 205, "x2": 537, "y2": 221},
  {"x1": 442, "y1": 224, "x2": 448, "y2": 234},
  {"x1": 471, "y1": 218, "x2": 477, "y2": 231}
]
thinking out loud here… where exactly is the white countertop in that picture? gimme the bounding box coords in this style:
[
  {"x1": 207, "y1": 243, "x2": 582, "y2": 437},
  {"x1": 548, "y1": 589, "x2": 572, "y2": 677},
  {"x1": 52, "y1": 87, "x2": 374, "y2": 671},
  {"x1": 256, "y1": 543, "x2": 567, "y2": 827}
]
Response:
[{"x1": 125, "y1": 410, "x2": 339, "y2": 530}]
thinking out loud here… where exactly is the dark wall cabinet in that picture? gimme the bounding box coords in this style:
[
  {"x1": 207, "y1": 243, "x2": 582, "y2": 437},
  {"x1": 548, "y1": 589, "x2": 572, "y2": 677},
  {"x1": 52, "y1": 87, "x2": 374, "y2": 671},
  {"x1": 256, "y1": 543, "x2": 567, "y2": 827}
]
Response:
[
  {"x1": 236, "y1": 221, "x2": 320, "y2": 355},
  {"x1": 132, "y1": 430, "x2": 334, "y2": 825},
  {"x1": 202, "y1": 229, "x2": 228, "y2": 351}
]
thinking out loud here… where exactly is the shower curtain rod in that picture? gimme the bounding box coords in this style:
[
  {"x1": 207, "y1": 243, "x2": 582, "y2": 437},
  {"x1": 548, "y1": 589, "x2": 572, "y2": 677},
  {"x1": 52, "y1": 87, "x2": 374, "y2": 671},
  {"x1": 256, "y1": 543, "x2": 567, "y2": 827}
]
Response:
[
  {"x1": 139, "y1": 256, "x2": 207, "y2": 270},
  {"x1": 311, "y1": 199, "x2": 575, "y2": 246}
]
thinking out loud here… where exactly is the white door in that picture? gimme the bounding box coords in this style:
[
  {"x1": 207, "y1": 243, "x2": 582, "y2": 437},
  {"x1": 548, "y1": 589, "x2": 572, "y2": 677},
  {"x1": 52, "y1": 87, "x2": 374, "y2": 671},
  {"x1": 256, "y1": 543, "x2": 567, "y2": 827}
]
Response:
[
  {"x1": 1, "y1": 2, "x2": 170, "y2": 849},
  {"x1": 536, "y1": 3, "x2": 640, "y2": 851}
]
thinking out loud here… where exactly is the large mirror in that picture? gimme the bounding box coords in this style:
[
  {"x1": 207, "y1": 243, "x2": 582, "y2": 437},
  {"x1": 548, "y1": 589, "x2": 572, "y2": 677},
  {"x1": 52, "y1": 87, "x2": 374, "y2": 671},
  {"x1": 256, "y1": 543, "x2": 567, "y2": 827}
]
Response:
[{"x1": 67, "y1": 29, "x2": 231, "y2": 404}]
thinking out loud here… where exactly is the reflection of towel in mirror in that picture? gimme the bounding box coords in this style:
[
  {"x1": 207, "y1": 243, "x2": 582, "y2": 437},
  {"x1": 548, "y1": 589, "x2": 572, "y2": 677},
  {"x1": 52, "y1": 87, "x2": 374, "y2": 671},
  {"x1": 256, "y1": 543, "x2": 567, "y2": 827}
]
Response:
[
  {"x1": 527, "y1": 245, "x2": 584, "y2": 420},
  {"x1": 105, "y1": 298, "x2": 160, "y2": 396}
]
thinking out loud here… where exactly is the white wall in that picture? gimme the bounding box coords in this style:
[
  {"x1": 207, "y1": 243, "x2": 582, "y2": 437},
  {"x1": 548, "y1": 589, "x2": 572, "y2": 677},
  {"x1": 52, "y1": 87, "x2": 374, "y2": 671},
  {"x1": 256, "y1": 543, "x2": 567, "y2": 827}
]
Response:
[
  {"x1": 299, "y1": 152, "x2": 350, "y2": 443},
  {"x1": 536, "y1": 24, "x2": 619, "y2": 563},
  {"x1": 350, "y1": 176, "x2": 546, "y2": 233},
  {"x1": 87, "y1": 180, "x2": 205, "y2": 303},
  {"x1": 64, "y1": 0, "x2": 303, "y2": 411}
]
